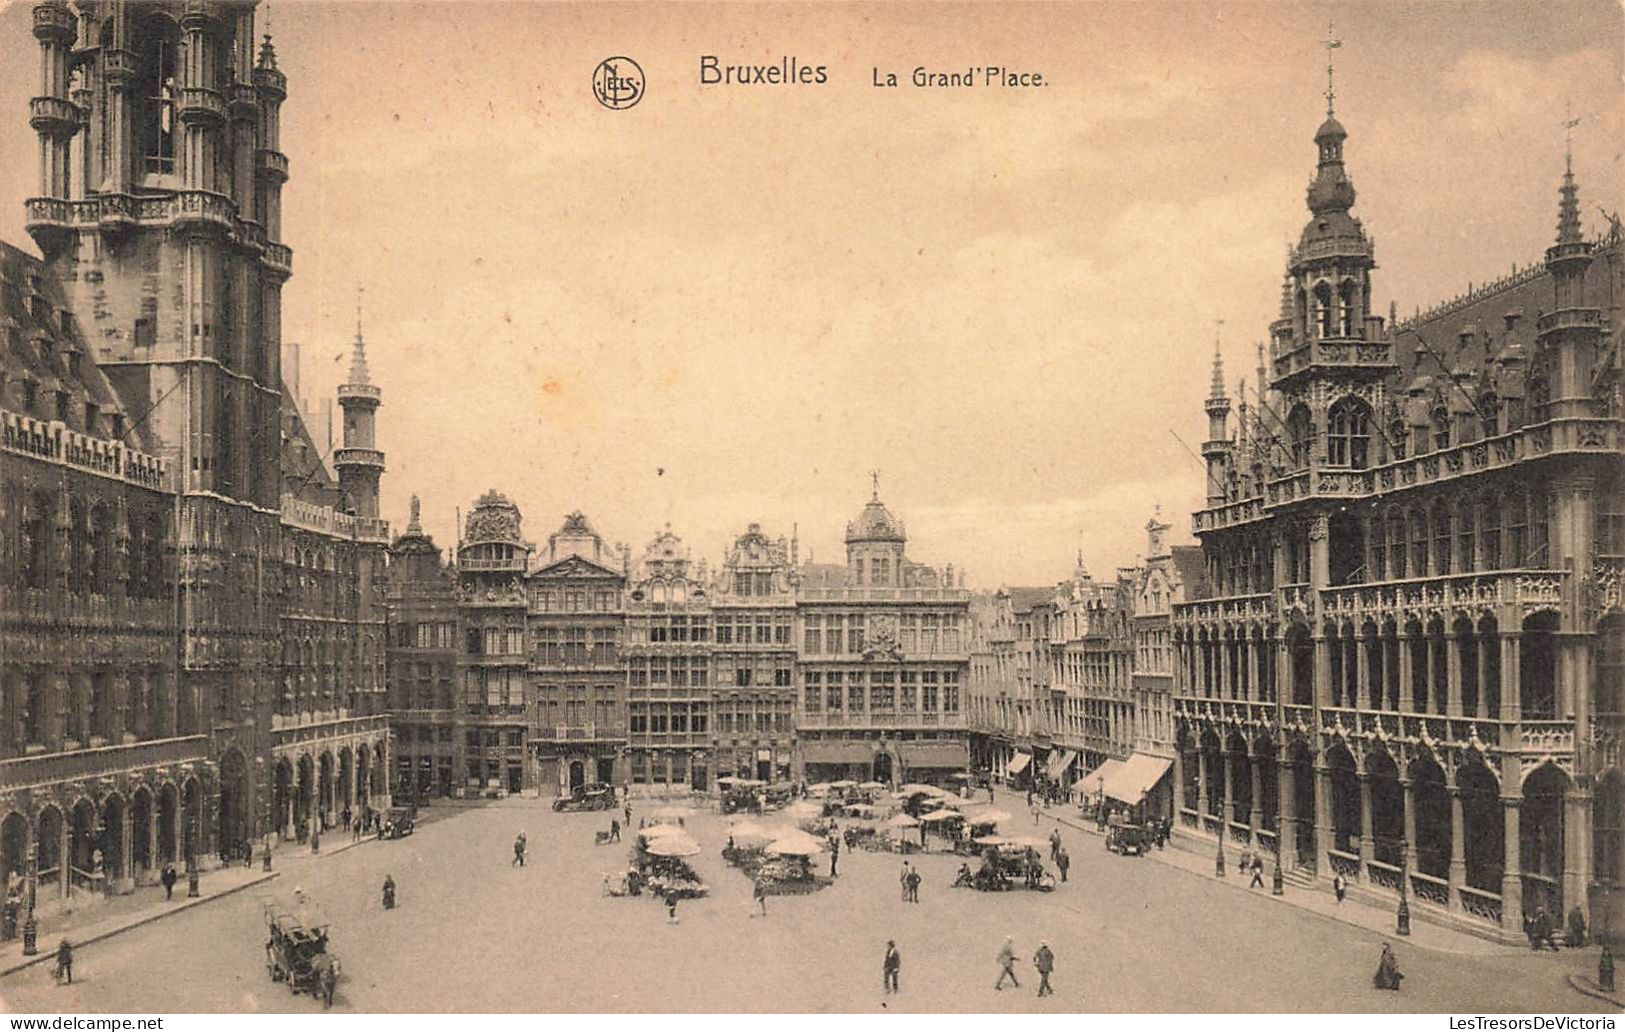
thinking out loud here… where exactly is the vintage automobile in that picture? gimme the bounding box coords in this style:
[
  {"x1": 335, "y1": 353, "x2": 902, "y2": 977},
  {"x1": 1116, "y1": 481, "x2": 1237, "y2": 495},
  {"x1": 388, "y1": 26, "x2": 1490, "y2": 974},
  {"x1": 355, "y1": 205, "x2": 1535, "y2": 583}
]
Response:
[
  {"x1": 264, "y1": 903, "x2": 339, "y2": 1007},
  {"x1": 552, "y1": 782, "x2": 616, "y2": 812},
  {"x1": 380, "y1": 806, "x2": 416, "y2": 839},
  {"x1": 1105, "y1": 817, "x2": 1147, "y2": 856}
]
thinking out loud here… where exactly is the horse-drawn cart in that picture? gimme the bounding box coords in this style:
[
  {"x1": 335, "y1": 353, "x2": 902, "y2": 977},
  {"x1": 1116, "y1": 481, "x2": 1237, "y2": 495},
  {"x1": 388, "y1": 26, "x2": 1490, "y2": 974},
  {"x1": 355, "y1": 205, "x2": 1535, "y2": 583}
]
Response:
[{"x1": 263, "y1": 900, "x2": 339, "y2": 1007}]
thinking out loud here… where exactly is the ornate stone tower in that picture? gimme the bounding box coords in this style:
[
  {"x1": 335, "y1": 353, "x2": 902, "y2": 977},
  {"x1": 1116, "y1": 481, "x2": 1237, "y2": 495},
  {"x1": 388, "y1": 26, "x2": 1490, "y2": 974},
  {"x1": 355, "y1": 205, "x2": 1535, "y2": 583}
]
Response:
[
  {"x1": 1202, "y1": 336, "x2": 1232, "y2": 507},
  {"x1": 26, "y1": 0, "x2": 291, "y2": 509},
  {"x1": 335, "y1": 305, "x2": 384, "y2": 518},
  {"x1": 1535, "y1": 147, "x2": 1603, "y2": 424}
]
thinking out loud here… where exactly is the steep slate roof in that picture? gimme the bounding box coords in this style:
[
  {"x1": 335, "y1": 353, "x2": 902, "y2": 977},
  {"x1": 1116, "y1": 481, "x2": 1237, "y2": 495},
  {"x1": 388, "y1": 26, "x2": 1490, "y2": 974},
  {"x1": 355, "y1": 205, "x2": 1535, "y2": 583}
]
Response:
[{"x1": 0, "y1": 241, "x2": 159, "y2": 454}]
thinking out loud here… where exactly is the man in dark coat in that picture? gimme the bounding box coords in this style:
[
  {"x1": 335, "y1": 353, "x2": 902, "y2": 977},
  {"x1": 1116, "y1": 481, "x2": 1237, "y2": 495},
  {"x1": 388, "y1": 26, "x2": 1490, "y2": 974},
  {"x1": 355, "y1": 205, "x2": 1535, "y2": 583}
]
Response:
[
  {"x1": 1566, "y1": 905, "x2": 1587, "y2": 947},
  {"x1": 54, "y1": 939, "x2": 73, "y2": 985},
  {"x1": 1056, "y1": 847, "x2": 1070, "y2": 883},
  {"x1": 161, "y1": 863, "x2": 178, "y2": 901},
  {"x1": 1049, "y1": 829, "x2": 1062, "y2": 862},
  {"x1": 906, "y1": 868, "x2": 921, "y2": 903},
  {"x1": 883, "y1": 941, "x2": 901, "y2": 994},
  {"x1": 1033, "y1": 941, "x2": 1055, "y2": 997}
]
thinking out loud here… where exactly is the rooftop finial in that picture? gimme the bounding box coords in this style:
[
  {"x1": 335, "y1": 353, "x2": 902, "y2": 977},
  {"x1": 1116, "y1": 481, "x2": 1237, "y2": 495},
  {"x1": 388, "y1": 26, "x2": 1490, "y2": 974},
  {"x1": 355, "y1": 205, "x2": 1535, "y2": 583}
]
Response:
[
  {"x1": 870, "y1": 468, "x2": 881, "y2": 500},
  {"x1": 1209, "y1": 320, "x2": 1226, "y2": 399},
  {"x1": 346, "y1": 285, "x2": 372, "y2": 385},
  {"x1": 407, "y1": 494, "x2": 422, "y2": 534},
  {"x1": 1562, "y1": 99, "x2": 1580, "y2": 175},
  {"x1": 1323, "y1": 19, "x2": 1342, "y2": 117}
]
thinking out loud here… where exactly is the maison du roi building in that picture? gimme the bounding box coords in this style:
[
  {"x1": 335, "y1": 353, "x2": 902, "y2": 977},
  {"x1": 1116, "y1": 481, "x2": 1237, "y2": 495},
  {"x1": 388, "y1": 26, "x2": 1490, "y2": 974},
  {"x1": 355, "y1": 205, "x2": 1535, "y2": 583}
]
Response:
[
  {"x1": 1, "y1": 0, "x2": 392, "y2": 911},
  {"x1": 385, "y1": 485, "x2": 973, "y2": 798},
  {"x1": 1169, "y1": 91, "x2": 1623, "y2": 943}
]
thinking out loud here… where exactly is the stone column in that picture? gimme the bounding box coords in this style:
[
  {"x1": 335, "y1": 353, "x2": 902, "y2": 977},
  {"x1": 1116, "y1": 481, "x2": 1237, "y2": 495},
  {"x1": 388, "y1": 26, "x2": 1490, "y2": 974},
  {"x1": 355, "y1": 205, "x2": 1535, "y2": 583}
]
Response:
[
  {"x1": 1449, "y1": 785, "x2": 1467, "y2": 912},
  {"x1": 1500, "y1": 633, "x2": 1522, "y2": 721},
  {"x1": 1249, "y1": 752, "x2": 1264, "y2": 843},
  {"x1": 1352, "y1": 630, "x2": 1365, "y2": 711},
  {"x1": 1401, "y1": 777, "x2": 1418, "y2": 872},
  {"x1": 1196, "y1": 748, "x2": 1209, "y2": 820},
  {"x1": 1358, "y1": 772, "x2": 1375, "y2": 882},
  {"x1": 1279, "y1": 756, "x2": 1299, "y2": 865},
  {"x1": 1476, "y1": 636, "x2": 1492, "y2": 719},
  {"x1": 1314, "y1": 761, "x2": 1333, "y2": 873},
  {"x1": 112, "y1": 671, "x2": 130, "y2": 744},
  {"x1": 57, "y1": 813, "x2": 69, "y2": 901},
  {"x1": 1313, "y1": 635, "x2": 1331, "y2": 709},
  {"x1": 1502, "y1": 796, "x2": 1523, "y2": 931},
  {"x1": 118, "y1": 806, "x2": 132, "y2": 887},
  {"x1": 1565, "y1": 786, "x2": 1591, "y2": 918},
  {"x1": 1445, "y1": 631, "x2": 1463, "y2": 717},
  {"x1": 1221, "y1": 744, "x2": 1234, "y2": 830},
  {"x1": 1397, "y1": 628, "x2": 1414, "y2": 712},
  {"x1": 1246, "y1": 637, "x2": 1261, "y2": 703}
]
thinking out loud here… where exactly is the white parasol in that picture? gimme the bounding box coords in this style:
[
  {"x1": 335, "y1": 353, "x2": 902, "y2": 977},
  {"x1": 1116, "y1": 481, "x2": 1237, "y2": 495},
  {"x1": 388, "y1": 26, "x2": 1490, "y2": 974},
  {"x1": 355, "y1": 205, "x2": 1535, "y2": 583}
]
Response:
[
  {"x1": 884, "y1": 813, "x2": 921, "y2": 829},
  {"x1": 919, "y1": 808, "x2": 960, "y2": 822},
  {"x1": 764, "y1": 829, "x2": 827, "y2": 856}
]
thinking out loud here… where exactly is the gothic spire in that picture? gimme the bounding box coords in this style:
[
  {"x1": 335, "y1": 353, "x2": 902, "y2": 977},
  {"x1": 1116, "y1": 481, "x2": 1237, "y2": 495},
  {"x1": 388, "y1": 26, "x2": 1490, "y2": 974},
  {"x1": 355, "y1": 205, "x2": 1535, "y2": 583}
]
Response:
[
  {"x1": 1557, "y1": 106, "x2": 1583, "y2": 247},
  {"x1": 347, "y1": 286, "x2": 371, "y2": 386}
]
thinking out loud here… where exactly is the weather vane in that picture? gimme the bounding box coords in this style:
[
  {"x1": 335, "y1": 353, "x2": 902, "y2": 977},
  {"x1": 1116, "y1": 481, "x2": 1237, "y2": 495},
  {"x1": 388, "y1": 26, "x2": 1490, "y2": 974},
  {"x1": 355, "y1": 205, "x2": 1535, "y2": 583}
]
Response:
[
  {"x1": 1561, "y1": 99, "x2": 1581, "y2": 172},
  {"x1": 1323, "y1": 19, "x2": 1343, "y2": 116}
]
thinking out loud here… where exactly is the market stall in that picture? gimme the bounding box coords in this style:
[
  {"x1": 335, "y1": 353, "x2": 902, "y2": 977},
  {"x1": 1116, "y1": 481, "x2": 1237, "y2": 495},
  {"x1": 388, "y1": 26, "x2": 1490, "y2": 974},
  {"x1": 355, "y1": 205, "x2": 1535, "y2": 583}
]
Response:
[
  {"x1": 754, "y1": 829, "x2": 829, "y2": 895},
  {"x1": 628, "y1": 826, "x2": 708, "y2": 901}
]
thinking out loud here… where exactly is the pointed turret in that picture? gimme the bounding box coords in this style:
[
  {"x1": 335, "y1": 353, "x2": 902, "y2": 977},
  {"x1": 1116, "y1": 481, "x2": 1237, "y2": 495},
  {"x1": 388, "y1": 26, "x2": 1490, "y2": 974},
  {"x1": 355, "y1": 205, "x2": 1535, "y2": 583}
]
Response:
[
  {"x1": 1538, "y1": 132, "x2": 1602, "y2": 420},
  {"x1": 335, "y1": 288, "x2": 385, "y2": 518}
]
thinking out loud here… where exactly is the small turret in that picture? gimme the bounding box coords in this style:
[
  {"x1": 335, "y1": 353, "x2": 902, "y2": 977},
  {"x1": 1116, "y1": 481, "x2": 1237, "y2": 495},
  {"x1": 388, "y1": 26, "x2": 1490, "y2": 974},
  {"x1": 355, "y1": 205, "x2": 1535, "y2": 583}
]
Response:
[{"x1": 335, "y1": 290, "x2": 385, "y2": 519}]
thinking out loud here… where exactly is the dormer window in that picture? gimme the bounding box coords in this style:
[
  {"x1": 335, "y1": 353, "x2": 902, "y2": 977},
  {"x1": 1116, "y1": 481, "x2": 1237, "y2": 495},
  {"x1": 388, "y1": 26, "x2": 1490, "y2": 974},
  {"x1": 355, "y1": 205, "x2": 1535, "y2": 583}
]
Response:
[
  {"x1": 1431, "y1": 406, "x2": 1451, "y2": 451},
  {"x1": 110, "y1": 412, "x2": 125, "y2": 439},
  {"x1": 55, "y1": 390, "x2": 70, "y2": 423},
  {"x1": 84, "y1": 401, "x2": 98, "y2": 435}
]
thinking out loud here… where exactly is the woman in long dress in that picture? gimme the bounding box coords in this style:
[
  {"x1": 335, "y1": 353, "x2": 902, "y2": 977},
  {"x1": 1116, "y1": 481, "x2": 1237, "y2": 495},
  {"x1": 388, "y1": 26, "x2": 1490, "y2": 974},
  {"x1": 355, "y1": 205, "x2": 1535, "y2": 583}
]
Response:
[{"x1": 1373, "y1": 942, "x2": 1403, "y2": 990}]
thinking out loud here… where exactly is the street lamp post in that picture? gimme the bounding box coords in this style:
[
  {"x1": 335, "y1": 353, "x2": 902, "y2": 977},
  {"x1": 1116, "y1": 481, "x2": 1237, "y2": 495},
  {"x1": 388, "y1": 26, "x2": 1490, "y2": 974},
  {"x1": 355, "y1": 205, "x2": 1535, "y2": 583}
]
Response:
[
  {"x1": 1600, "y1": 881, "x2": 1615, "y2": 994},
  {"x1": 1272, "y1": 851, "x2": 1285, "y2": 895},
  {"x1": 21, "y1": 842, "x2": 38, "y2": 957},
  {"x1": 1215, "y1": 833, "x2": 1226, "y2": 877},
  {"x1": 1396, "y1": 853, "x2": 1412, "y2": 936},
  {"x1": 185, "y1": 807, "x2": 199, "y2": 898}
]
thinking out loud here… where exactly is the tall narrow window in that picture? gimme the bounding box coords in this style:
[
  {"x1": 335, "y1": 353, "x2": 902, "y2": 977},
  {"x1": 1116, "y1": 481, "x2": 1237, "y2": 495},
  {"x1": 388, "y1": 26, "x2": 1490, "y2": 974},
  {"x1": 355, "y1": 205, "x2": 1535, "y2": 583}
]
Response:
[
  {"x1": 139, "y1": 20, "x2": 179, "y2": 174},
  {"x1": 1286, "y1": 405, "x2": 1314, "y2": 469},
  {"x1": 1327, "y1": 398, "x2": 1372, "y2": 469}
]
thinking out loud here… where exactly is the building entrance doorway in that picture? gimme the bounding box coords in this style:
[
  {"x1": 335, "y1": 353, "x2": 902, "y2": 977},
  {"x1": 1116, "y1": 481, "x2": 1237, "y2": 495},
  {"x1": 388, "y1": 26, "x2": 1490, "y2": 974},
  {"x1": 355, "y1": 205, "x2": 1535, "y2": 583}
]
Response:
[
  {"x1": 757, "y1": 759, "x2": 772, "y2": 781},
  {"x1": 597, "y1": 757, "x2": 615, "y2": 784},
  {"x1": 568, "y1": 761, "x2": 585, "y2": 791},
  {"x1": 873, "y1": 751, "x2": 893, "y2": 784}
]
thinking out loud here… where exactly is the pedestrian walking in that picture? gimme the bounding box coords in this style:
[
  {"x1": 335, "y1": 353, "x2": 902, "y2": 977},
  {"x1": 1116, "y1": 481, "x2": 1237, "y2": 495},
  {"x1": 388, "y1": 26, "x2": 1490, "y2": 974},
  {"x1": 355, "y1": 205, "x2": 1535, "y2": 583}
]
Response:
[
  {"x1": 261, "y1": 843, "x2": 273, "y2": 872},
  {"x1": 1056, "y1": 847, "x2": 1070, "y2": 883},
  {"x1": 1566, "y1": 905, "x2": 1588, "y2": 947},
  {"x1": 1332, "y1": 871, "x2": 1347, "y2": 904},
  {"x1": 666, "y1": 891, "x2": 680, "y2": 924},
  {"x1": 899, "y1": 861, "x2": 910, "y2": 901},
  {"x1": 753, "y1": 877, "x2": 768, "y2": 917},
  {"x1": 610, "y1": 818, "x2": 621, "y2": 843},
  {"x1": 829, "y1": 847, "x2": 839, "y2": 878},
  {"x1": 624, "y1": 801, "x2": 633, "y2": 828},
  {"x1": 513, "y1": 833, "x2": 527, "y2": 868},
  {"x1": 53, "y1": 939, "x2": 72, "y2": 986},
  {"x1": 1031, "y1": 801, "x2": 1041, "y2": 825},
  {"x1": 161, "y1": 862, "x2": 177, "y2": 901},
  {"x1": 995, "y1": 935, "x2": 1021, "y2": 990},
  {"x1": 906, "y1": 868, "x2": 921, "y2": 904},
  {"x1": 987, "y1": 784, "x2": 995, "y2": 804},
  {"x1": 1372, "y1": 942, "x2": 1403, "y2": 990},
  {"x1": 1049, "y1": 829, "x2": 1061, "y2": 862},
  {"x1": 1033, "y1": 941, "x2": 1054, "y2": 997},
  {"x1": 1249, "y1": 855, "x2": 1265, "y2": 889},
  {"x1": 883, "y1": 940, "x2": 901, "y2": 994}
]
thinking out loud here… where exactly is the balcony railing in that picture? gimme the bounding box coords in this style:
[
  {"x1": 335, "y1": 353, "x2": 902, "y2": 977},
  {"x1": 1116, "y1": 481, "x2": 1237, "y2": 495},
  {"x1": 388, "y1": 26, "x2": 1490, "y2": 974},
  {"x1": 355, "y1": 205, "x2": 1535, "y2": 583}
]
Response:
[
  {"x1": 0, "y1": 735, "x2": 210, "y2": 790},
  {"x1": 797, "y1": 587, "x2": 970, "y2": 603},
  {"x1": 1318, "y1": 569, "x2": 1568, "y2": 623}
]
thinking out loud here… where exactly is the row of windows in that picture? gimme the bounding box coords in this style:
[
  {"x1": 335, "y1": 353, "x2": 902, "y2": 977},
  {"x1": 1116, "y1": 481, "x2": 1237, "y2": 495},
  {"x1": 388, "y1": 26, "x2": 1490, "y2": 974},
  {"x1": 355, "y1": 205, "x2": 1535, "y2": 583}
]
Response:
[
  {"x1": 533, "y1": 589, "x2": 619, "y2": 612},
  {"x1": 394, "y1": 622, "x2": 456, "y2": 649},
  {"x1": 3, "y1": 488, "x2": 169, "y2": 598},
  {"x1": 629, "y1": 703, "x2": 711, "y2": 735},
  {"x1": 800, "y1": 669, "x2": 961, "y2": 714},
  {"x1": 714, "y1": 614, "x2": 792, "y2": 645}
]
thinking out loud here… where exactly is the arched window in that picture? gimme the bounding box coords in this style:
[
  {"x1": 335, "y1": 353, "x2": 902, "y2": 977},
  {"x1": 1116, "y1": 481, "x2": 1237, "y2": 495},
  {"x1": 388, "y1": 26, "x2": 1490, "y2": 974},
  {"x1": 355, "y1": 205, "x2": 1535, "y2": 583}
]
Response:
[
  {"x1": 1326, "y1": 397, "x2": 1372, "y2": 468},
  {"x1": 1409, "y1": 510, "x2": 1429, "y2": 577},
  {"x1": 1431, "y1": 404, "x2": 1451, "y2": 451},
  {"x1": 1338, "y1": 280, "x2": 1356, "y2": 336},
  {"x1": 1314, "y1": 283, "x2": 1334, "y2": 339},
  {"x1": 1482, "y1": 495, "x2": 1502, "y2": 570},
  {"x1": 135, "y1": 15, "x2": 179, "y2": 176},
  {"x1": 1527, "y1": 375, "x2": 1550, "y2": 422},
  {"x1": 69, "y1": 498, "x2": 89, "y2": 596},
  {"x1": 1295, "y1": 288, "x2": 1309, "y2": 341},
  {"x1": 1480, "y1": 392, "x2": 1500, "y2": 437},
  {"x1": 1432, "y1": 503, "x2": 1452, "y2": 575},
  {"x1": 1286, "y1": 404, "x2": 1314, "y2": 469},
  {"x1": 1388, "y1": 513, "x2": 1408, "y2": 578},
  {"x1": 1506, "y1": 490, "x2": 1528, "y2": 567},
  {"x1": 1456, "y1": 499, "x2": 1476, "y2": 572},
  {"x1": 1596, "y1": 615, "x2": 1625, "y2": 716}
]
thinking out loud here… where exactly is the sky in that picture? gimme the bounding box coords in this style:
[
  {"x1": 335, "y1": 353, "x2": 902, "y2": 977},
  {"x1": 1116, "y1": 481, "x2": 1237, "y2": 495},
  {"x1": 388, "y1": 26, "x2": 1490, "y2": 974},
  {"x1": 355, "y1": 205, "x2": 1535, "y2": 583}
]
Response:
[{"x1": 0, "y1": 0, "x2": 1619, "y2": 587}]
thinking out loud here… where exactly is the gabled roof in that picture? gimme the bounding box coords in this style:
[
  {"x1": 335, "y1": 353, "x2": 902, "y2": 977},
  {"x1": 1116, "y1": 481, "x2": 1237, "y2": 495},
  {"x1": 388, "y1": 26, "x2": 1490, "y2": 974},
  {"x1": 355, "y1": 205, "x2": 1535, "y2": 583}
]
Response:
[
  {"x1": 530, "y1": 553, "x2": 624, "y2": 581},
  {"x1": 1005, "y1": 586, "x2": 1054, "y2": 613}
]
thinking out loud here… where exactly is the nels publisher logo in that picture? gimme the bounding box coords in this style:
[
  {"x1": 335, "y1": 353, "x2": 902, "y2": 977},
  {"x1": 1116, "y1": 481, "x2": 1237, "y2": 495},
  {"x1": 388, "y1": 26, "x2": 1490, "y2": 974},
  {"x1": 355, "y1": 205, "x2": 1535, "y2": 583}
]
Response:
[{"x1": 593, "y1": 57, "x2": 644, "y2": 110}]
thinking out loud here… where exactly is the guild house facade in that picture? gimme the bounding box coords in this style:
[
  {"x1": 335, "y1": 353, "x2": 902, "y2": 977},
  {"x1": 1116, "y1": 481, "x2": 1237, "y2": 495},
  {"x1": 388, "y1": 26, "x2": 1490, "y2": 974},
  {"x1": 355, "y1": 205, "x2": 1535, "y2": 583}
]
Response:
[
  {"x1": 1170, "y1": 85, "x2": 1624, "y2": 941},
  {"x1": 1, "y1": 0, "x2": 389, "y2": 912}
]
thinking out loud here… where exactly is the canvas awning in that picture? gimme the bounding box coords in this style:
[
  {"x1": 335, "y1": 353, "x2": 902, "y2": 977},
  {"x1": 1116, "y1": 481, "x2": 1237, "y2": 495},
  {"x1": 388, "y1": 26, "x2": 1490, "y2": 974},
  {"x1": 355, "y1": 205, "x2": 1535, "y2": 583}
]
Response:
[
  {"x1": 1007, "y1": 752, "x2": 1032, "y2": 776},
  {"x1": 1045, "y1": 749, "x2": 1078, "y2": 780},
  {"x1": 1103, "y1": 753, "x2": 1173, "y2": 806},
  {"x1": 1074, "y1": 758, "x2": 1127, "y2": 796},
  {"x1": 803, "y1": 742, "x2": 875, "y2": 765},
  {"x1": 901, "y1": 740, "x2": 970, "y2": 769}
]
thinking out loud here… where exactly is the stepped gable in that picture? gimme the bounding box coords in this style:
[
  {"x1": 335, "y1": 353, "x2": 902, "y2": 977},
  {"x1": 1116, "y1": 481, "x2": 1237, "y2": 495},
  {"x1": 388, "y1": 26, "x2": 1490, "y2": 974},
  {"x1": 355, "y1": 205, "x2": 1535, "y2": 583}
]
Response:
[{"x1": 0, "y1": 241, "x2": 159, "y2": 454}]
